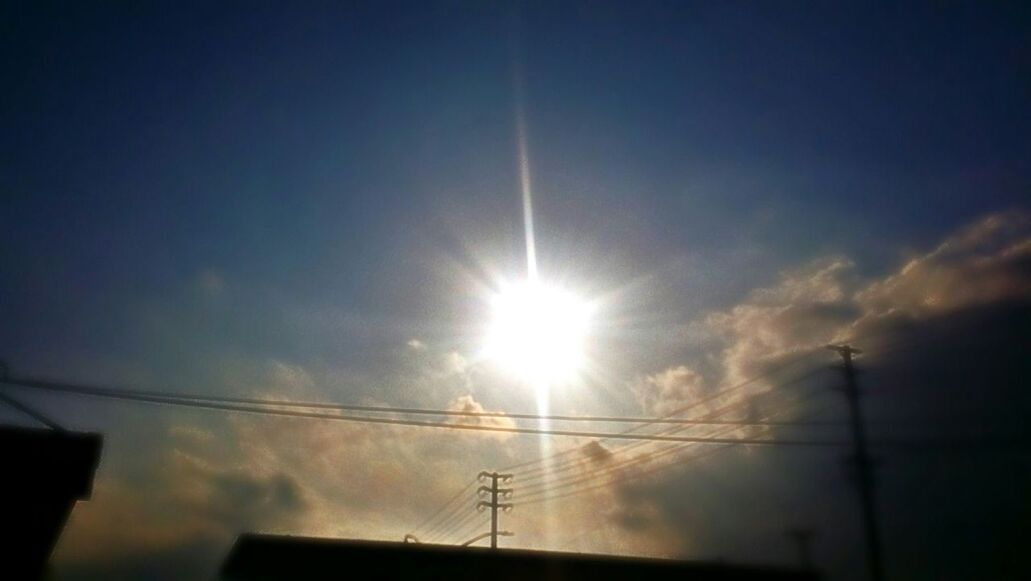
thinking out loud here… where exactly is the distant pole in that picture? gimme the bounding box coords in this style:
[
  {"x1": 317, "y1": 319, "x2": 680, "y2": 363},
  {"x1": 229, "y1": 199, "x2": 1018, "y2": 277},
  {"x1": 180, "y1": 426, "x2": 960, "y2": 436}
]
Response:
[
  {"x1": 786, "y1": 528, "x2": 815, "y2": 570},
  {"x1": 490, "y1": 473, "x2": 498, "y2": 549},
  {"x1": 827, "y1": 345, "x2": 884, "y2": 581},
  {"x1": 477, "y1": 471, "x2": 513, "y2": 549}
]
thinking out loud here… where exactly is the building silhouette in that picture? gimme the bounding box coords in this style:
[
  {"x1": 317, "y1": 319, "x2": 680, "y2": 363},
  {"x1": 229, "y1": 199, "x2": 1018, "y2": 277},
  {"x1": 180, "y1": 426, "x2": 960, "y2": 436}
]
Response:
[
  {"x1": 0, "y1": 426, "x2": 103, "y2": 579},
  {"x1": 222, "y1": 534, "x2": 820, "y2": 580}
]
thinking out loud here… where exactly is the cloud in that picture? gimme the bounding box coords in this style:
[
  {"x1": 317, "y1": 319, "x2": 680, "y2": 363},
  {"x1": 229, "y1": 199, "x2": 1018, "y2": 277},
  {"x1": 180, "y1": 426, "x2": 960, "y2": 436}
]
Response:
[
  {"x1": 167, "y1": 448, "x2": 308, "y2": 533},
  {"x1": 47, "y1": 210, "x2": 1031, "y2": 580},
  {"x1": 266, "y1": 360, "x2": 315, "y2": 392},
  {"x1": 446, "y1": 394, "x2": 517, "y2": 441},
  {"x1": 627, "y1": 258, "x2": 862, "y2": 424},
  {"x1": 581, "y1": 440, "x2": 614, "y2": 464},
  {"x1": 633, "y1": 365, "x2": 707, "y2": 416},
  {"x1": 50, "y1": 350, "x2": 529, "y2": 578},
  {"x1": 608, "y1": 211, "x2": 1031, "y2": 578},
  {"x1": 609, "y1": 503, "x2": 664, "y2": 534},
  {"x1": 665, "y1": 211, "x2": 1031, "y2": 401},
  {"x1": 705, "y1": 257, "x2": 861, "y2": 386},
  {"x1": 855, "y1": 211, "x2": 1031, "y2": 317},
  {"x1": 51, "y1": 446, "x2": 307, "y2": 581}
]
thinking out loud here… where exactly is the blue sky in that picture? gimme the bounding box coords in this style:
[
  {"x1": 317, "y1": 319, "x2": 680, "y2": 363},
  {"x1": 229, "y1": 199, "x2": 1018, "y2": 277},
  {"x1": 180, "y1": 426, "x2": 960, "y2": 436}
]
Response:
[
  {"x1": 3, "y1": 2, "x2": 1027, "y2": 374},
  {"x1": 1, "y1": 2, "x2": 1029, "y2": 580}
]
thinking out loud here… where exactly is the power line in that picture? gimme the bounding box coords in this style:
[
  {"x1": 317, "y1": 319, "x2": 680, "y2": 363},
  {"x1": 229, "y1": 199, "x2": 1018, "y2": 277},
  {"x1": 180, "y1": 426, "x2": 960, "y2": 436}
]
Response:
[
  {"x1": 4, "y1": 371, "x2": 1016, "y2": 454},
  {"x1": 425, "y1": 495, "x2": 478, "y2": 543},
  {"x1": 453, "y1": 512, "x2": 491, "y2": 545},
  {"x1": 2, "y1": 375, "x2": 843, "y2": 427},
  {"x1": 517, "y1": 401, "x2": 817, "y2": 497},
  {"x1": 498, "y1": 351, "x2": 827, "y2": 473},
  {"x1": 514, "y1": 373, "x2": 847, "y2": 505},
  {"x1": 513, "y1": 366, "x2": 832, "y2": 484},
  {"x1": 410, "y1": 478, "x2": 477, "y2": 538},
  {"x1": 517, "y1": 444, "x2": 733, "y2": 507},
  {"x1": 0, "y1": 377, "x2": 851, "y2": 447},
  {"x1": 516, "y1": 387, "x2": 828, "y2": 500},
  {"x1": 0, "y1": 390, "x2": 65, "y2": 431},
  {"x1": 516, "y1": 397, "x2": 836, "y2": 507},
  {"x1": 434, "y1": 504, "x2": 486, "y2": 544},
  {"x1": 515, "y1": 401, "x2": 781, "y2": 488},
  {"x1": 0, "y1": 363, "x2": 62, "y2": 430}
]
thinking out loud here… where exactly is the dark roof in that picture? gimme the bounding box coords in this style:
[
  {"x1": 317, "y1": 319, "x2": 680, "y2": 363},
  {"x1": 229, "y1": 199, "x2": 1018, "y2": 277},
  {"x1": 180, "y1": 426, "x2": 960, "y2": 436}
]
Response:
[
  {"x1": 222, "y1": 534, "x2": 820, "y2": 581},
  {"x1": 0, "y1": 425, "x2": 102, "y2": 498},
  {"x1": 0, "y1": 426, "x2": 103, "y2": 578}
]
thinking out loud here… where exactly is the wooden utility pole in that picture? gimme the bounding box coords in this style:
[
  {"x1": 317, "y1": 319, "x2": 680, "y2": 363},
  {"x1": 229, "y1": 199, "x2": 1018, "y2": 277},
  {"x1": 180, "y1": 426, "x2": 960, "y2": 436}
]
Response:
[{"x1": 828, "y1": 344, "x2": 884, "y2": 581}]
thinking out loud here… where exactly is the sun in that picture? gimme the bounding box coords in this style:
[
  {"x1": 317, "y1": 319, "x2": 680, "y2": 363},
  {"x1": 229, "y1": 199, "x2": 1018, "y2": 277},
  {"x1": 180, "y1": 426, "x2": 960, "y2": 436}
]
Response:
[{"x1": 484, "y1": 281, "x2": 590, "y2": 385}]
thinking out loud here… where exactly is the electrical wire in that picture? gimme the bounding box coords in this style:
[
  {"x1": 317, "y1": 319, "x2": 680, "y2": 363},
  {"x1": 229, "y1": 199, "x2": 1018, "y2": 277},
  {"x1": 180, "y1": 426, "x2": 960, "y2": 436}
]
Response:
[
  {"x1": 0, "y1": 390, "x2": 65, "y2": 431},
  {"x1": 498, "y1": 349, "x2": 827, "y2": 473},
  {"x1": 410, "y1": 478, "x2": 477, "y2": 539},
  {"x1": 516, "y1": 386, "x2": 830, "y2": 499},
  {"x1": 3, "y1": 375, "x2": 842, "y2": 426},
  {"x1": 0, "y1": 377, "x2": 850, "y2": 447},
  {"x1": 433, "y1": 505, "x2": 486, "y2": 544},
  {"x1": 513, "y1": 365, "x2": 832, "y2": 484}
]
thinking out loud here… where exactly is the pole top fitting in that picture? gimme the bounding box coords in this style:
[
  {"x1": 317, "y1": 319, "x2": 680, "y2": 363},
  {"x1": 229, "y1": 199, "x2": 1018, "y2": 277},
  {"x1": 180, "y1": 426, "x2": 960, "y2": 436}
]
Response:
[{"x1": 826, "y1": 344, "x2": 862, "y2": 356}]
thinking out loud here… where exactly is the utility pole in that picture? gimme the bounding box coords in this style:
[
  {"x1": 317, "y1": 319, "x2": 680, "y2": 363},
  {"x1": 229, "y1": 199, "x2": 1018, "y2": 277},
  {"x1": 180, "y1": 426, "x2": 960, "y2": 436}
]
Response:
[
  {"x1": 827, "y1": 344, "x2": 884, "y2": 581},
  {"x1": 476, "y1": 471, "x2": 513, "y2": 549}
]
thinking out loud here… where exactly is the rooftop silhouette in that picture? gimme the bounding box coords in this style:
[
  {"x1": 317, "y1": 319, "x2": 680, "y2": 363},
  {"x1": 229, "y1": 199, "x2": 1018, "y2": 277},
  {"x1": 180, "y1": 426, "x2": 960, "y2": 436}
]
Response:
[
  {"x1": 221, "y1": 534, "x2": 820, "y2": 580},
  {"x1": 0, "y1": 426, "x2": 102, "y2": 579}
]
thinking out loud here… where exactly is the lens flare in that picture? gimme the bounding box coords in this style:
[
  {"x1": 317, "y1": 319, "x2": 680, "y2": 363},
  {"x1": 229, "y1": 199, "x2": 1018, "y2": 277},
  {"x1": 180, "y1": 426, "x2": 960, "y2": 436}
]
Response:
[{"x1": 484, "y1": 282, "x2": 590, "y2": 385}]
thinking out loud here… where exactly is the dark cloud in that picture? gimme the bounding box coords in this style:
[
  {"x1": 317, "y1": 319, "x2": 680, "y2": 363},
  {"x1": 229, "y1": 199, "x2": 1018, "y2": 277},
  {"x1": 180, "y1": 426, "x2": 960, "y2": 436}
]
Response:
[
  {"x1": 581, "y1": 440, "x2": 614, "y2": 464},
  {"x1": 199, "y1": 470, "x2": 307, "y2": 532},
  {"x1": 609, "y1": 506, "x2": 662, "y2": 534}
]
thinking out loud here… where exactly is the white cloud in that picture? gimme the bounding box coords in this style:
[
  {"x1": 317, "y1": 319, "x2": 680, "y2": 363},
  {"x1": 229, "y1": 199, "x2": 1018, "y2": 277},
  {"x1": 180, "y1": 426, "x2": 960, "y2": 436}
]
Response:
[
  {"x1": 856, "y1": 212, "x2": 1031, "y2": 317},
  {"x1": 633, "y1": 365, "x2": 707, "y2": 416},
  {"x1": 445, "y1": 394, "x2": 517, "y2": 441},
  {"x1": 267, "y1": 360, "x2": 315, "y2": 392}
]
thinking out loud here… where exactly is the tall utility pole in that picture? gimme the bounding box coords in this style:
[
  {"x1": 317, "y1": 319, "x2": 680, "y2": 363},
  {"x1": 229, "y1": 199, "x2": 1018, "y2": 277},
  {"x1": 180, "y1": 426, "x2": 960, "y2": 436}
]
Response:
[
  {"x1": 477, "y1": 471, "x2": 513, "y2": 549},
  {"x1": 828, "y1": 344, "x2": 884, "y2": 581}
]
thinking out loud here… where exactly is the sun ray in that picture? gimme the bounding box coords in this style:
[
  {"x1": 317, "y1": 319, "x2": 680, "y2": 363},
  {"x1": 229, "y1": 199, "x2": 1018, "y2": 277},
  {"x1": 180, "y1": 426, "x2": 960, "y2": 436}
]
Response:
[{"x1": 510, "y1": 26, "x2": 557, "y2": 544}]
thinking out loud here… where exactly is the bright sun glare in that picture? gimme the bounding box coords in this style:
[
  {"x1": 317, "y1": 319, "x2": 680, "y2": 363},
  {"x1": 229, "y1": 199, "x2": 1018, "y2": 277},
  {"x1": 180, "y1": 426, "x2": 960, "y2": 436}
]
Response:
[{"x1": 484, "y1": 282, "x2": 590, "y2": 385}]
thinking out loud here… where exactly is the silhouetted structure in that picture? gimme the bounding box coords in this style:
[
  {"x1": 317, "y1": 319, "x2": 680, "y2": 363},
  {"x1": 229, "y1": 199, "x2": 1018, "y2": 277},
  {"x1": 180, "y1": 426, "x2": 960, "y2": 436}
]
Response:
[
  {"x1": 222, "y1": 534, "x2": 820, "y2": 580},
  {"x1": 827, "y1": 344, "x2": 884, "y2": 581},
  {"x1": 475, "y1": 470, "x2": 513, "y2": 548},
  {"x1": 0, "y1": 426, "x2": 103, "y2": 579}
]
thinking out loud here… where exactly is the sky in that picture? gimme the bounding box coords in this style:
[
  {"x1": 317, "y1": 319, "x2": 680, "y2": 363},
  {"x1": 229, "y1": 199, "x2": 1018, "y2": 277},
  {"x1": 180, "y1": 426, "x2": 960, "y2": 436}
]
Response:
[{"x1": 1, "y1": 1, "x2": 1029, "y2": 580}]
